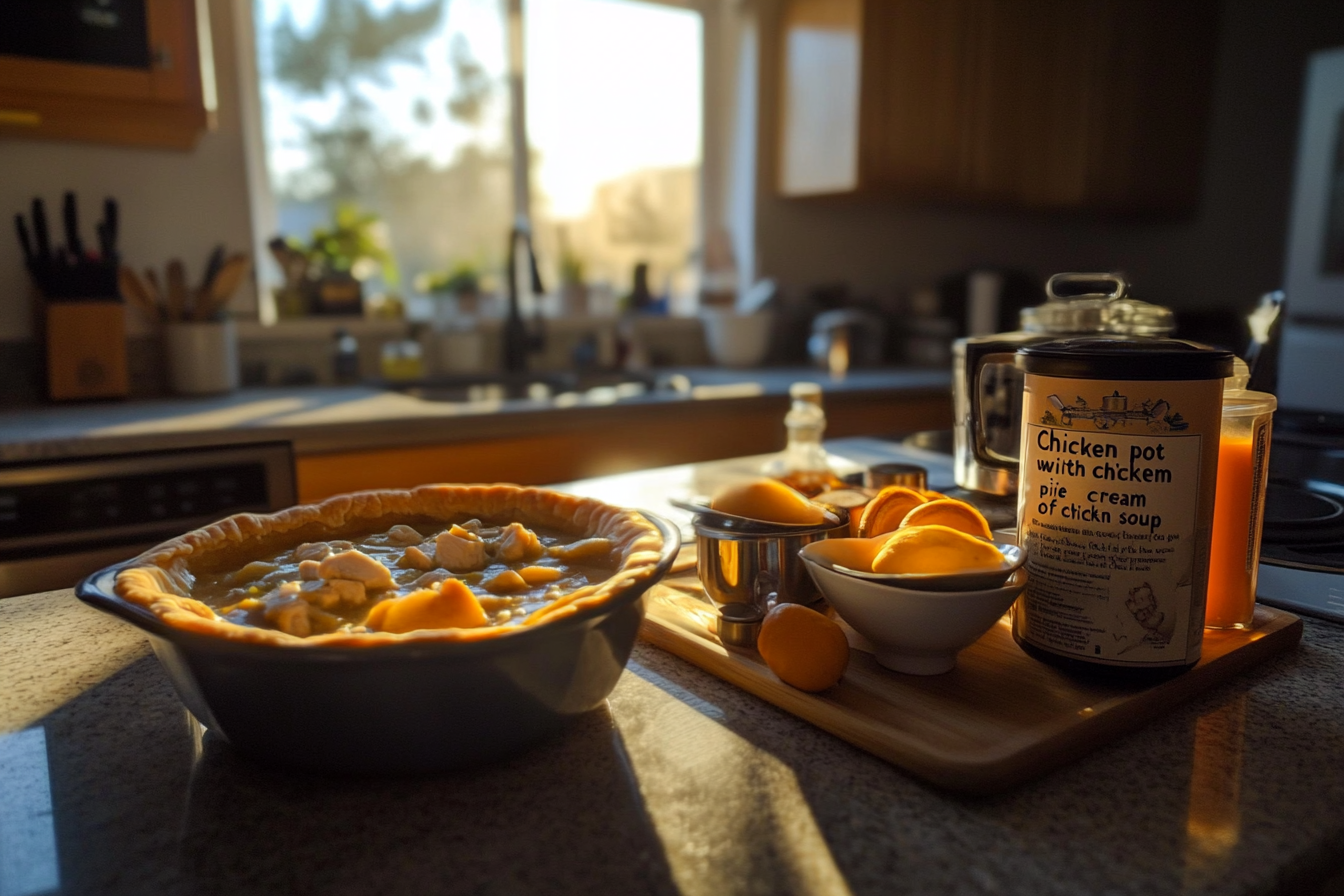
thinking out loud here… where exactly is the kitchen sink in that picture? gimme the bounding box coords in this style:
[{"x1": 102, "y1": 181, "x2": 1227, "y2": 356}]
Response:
[{"x1": 386, "y1": 370, "x2": 693, "y2": 404}]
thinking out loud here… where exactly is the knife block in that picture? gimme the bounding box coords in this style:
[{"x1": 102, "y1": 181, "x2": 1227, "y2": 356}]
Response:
[{"x1": 45, "y1": 301, "x2": 130, "y2": 401}]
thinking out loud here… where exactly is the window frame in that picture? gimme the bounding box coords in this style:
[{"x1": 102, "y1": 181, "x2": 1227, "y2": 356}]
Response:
[{"x1": 234, "y1": 0, "x2": 752, "y2": 324}]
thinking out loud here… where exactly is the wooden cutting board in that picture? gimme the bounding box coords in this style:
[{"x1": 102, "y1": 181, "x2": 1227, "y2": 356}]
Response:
[{"x1": 639, "y1": 568, "x2": 1302, "y2": 794}]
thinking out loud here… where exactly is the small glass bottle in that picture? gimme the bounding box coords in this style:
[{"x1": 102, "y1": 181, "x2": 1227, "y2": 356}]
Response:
[{"x1": 762, "y1": 382, "x2": 846, "y2": 497}]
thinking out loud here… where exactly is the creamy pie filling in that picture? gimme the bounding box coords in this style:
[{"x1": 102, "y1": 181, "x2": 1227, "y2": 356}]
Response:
[
  {"x1": 193, "y1": 519, "x2": 618, "y2": 638},
  {"x1": 112, "y1": 485, "x2": 665, "y2": 647}
]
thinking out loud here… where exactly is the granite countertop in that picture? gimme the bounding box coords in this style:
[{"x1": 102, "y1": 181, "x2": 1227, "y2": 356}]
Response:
[
  {"x1": 3, "y1": 584, "x2": 1344, "y2": 894},
  {"x1": 0, "y1": 367, "x2": 951, "y2": 462},
  {"x1": 2, "y1": 442, "x2": 1343, "y2": 895}
]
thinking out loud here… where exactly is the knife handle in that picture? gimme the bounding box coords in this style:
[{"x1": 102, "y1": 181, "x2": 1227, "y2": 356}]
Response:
[
  {"x1": 103, "y1": 198, "x2": 118, "y2": 257},
  {"x1": 14, "y1": 214, "x2": 33, "y2": 268},
  {"x1": 31, "y1": 197, "x2": 50, "y2": 261},
  {"x1": 62, "y1": 191, "x2": 84, "y2": 260}
]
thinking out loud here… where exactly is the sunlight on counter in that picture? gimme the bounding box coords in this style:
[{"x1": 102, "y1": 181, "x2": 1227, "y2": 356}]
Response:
[
  {"x1": 618, "y1": 662, "x2": 855, "y2": 896},
  {"x1": 1182, "y1": 694, "x2": 1248, "y2": 890},
  {"x1": 89, "y1": 397, "x2": 315, "y2": 435},
  {"x1": 0, "y1": 727, "x2": 59, "y2": 896}
]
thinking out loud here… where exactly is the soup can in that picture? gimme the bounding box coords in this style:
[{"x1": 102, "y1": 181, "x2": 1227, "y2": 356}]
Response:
[{"x1": 1013, "y1": 338, "x2": 1234, "y2": 678}]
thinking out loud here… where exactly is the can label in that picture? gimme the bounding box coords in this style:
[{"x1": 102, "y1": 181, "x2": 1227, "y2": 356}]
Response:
[{"x1": 1015, "y1": 376, "x2": 1223, "y2": 667}]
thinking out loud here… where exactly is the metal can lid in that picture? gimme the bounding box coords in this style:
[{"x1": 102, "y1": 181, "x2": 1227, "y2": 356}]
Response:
[{"x1": 1020, "y1": 337, "x2": 1234, "y2": 381}]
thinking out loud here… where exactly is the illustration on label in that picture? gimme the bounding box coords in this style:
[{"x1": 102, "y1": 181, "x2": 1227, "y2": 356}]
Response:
[
  {"x1": 1041, "y1": 390, "x2": 1188, "y2": 431},
  {"x1": 1121, "y1": 581, "x2": 1174, "y2": 652}
]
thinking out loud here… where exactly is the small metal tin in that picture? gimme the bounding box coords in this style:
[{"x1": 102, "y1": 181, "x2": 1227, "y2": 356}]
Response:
[
  {"x1": 865, "y1": 463, "x2": 928, "y2": 491},
  {"x1": 694, "y1": 513, "x2": 845, "y2": 610},
  {"x1": 716, "y1": 602, "x2": 764, "y2": 648}
]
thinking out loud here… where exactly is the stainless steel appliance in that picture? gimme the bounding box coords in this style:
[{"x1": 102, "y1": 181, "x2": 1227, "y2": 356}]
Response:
[
  {"x1": 1254, "y1": 47, "x2": 1344, "y2": 623},
  {"x1": 952, "y1": 272, "x2": 1175, "y2": 496},
  {"x1": 0, "y1": 442, "x2": 295, "y2": 598},
  {"x1": 1257, "y1": 416, "x2": 1344, "y2": 621},
  {"x1": 1278, "y1": 47, "x2": 1344, "y2": 414}
]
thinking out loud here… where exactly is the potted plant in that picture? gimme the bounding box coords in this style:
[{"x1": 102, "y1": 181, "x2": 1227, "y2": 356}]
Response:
[
  {"x1": 417, "y1": 260, "x2": 483, "y2": 320},
  {"x1": 295, "y1": 203, "x2": 399, "y2": 316}
]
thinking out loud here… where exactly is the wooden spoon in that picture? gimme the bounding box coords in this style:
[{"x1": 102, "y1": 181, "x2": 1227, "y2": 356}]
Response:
[
  {"x1": 194, "y1": 253, "x2": 250, "y2": 320},
  {"x1": 117, "y1": 266, "x2": 161, "y2": 323}
]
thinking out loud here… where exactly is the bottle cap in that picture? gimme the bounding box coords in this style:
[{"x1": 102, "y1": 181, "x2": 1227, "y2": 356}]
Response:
[{"x1": 789, "y1": 381, "x2": 822, "y2": 400}]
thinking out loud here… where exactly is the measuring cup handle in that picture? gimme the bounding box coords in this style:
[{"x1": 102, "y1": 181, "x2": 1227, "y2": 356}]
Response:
[{"x1": 964, "y1": 340, "x2": 1025, "y2": 472}]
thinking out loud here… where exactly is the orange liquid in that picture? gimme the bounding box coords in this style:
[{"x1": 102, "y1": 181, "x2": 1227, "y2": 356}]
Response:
[{"x1": 1205, "y1": 436, "x2": 1256, "y2": 628}]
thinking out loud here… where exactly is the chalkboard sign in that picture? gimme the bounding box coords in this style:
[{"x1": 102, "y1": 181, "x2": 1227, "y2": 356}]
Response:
[{"x1": 0, "y1": 1, "x2": 151, "y2": 70}]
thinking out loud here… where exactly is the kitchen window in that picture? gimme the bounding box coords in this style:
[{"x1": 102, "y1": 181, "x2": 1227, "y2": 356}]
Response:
[{"x1": 247, "y1": 0, "x2": 713, "y2": 322}]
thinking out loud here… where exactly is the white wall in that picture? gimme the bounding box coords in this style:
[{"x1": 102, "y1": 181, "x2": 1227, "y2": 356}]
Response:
[{"x1": 0, "y1": 0, "x2": 256, "y2": 341}]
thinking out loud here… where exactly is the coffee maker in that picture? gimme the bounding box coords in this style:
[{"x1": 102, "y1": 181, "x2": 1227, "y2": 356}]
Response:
[{"x1": 951, "y1": 272, "x2": 1176, "y2": 497}]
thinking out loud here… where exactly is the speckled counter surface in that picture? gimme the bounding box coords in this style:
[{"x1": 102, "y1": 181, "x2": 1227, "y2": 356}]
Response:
[
  {"x1": 3, "y1": 442, "x2": 1343, "y2": 896},
  {"x1": 0, "y1": 367, "x2": 951, "y2": 462},
  {"x1": 2, "y1": 586, "x2": 1344, "y2": 896}
]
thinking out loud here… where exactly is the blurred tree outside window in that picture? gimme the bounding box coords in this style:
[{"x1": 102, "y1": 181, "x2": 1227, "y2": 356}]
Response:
[{"x1": 254, "y1": 0, "x2": 703, "y2": 319}]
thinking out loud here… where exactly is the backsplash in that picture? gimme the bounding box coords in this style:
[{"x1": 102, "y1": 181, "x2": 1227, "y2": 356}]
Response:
[
  {"x1": 235, "y1": 316, "x2": 713, "y2": 387},
  {"x1": 0, "y1": 315, "x2": 719, "y2": 404}
]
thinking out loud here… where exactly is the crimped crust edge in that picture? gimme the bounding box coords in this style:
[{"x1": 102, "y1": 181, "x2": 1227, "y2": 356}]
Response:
[{"x1": 113, "y1": 483, "x2": 665, "y2": 647}]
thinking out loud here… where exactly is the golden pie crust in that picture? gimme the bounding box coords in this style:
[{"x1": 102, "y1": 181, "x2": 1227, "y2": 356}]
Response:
[{"x1": 114, "y1": 483, "x2": 665, "y2": 647}]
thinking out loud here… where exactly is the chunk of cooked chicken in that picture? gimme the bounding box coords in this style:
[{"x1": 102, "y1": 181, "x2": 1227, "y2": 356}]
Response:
[
  {"x1": 264, "y1": 595, "x2": 313, "y2": 637},
  {"x1": 298, "y1": 559, "x2": 323, "y2": 580},
  {"x1": 397, "y1": 544, "x2": 436, "y2": 570},
  {"x1": 294, "y1": 542, "x2": 332, "y2": 562},
  {"x1": 257, "y1": 582, "x2": 342, "y2": 637},
  {"x1": 299, "y1": 577, "x2": 367, "y2": 609},
  {"x1": 495, "y1": 523, "x2": 544, "y2": 563},
  {"x1": 318, "y1": 549, "x2": 395, "y2": 591},
  {"x1": 408, "y1": 569, "x2": 450, "y2": 590},
  {"x1": 435, "y1": 529, "x2": 487, "y2": 571},
  {"x1": 385, "y1": 524, "x2": 424, "y2": 545}
]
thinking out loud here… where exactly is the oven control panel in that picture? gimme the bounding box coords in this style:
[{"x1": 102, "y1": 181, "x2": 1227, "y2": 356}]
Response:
[
  {"x1": 0, "y1": 442, "x2": 296, "y2": 597},
  {"x1": 0, "y1": 463, "x2": 272, "y2": 544}
]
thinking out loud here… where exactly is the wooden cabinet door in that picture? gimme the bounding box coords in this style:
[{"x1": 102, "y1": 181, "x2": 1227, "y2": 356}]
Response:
[
  {"x1": 0, "y1": 0, "x2": 209, "y2": 150},
  {"x1": 779, "y1": 0, "x2": 1219, "y2": 214}
]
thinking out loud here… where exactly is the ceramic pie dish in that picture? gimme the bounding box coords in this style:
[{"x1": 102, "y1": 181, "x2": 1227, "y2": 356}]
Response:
[{"x1": 76, "y1": 484, "x2": 678, "y2": 773}]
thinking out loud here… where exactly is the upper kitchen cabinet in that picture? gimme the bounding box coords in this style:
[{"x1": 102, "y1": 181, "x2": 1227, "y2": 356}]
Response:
[
  {"x1": 777, "y1": 0, "x2": 1220, "y2": 214},
  {"x1": 0, "y1": 0, "x2": 212, "y2": 151}
]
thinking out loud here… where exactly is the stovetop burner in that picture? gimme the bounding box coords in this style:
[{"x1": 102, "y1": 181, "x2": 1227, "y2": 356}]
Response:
[
  {"x1": 1255, "y1": 416, "x2": 1344, "y2": 622},
  {"x1": 1262, "y1": 480, "x2": 1344, "y2": 550}
]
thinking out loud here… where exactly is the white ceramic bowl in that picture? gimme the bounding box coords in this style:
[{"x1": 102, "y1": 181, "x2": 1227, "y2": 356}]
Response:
[
  {"x1": 799, "y1": 544, "x2": 1026, "y2": 675},
  {"x1": 806, "y1": 535, "x2": 1024, "y2": 592}
]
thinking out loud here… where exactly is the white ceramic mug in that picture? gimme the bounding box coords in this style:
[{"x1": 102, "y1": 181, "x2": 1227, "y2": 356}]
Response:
[
  {"x1": 165, "y1": 319, "x2": 239, "y2": 395},
  {"x1": 700, "y1": 309, "x2": 774, "y2": 367}
]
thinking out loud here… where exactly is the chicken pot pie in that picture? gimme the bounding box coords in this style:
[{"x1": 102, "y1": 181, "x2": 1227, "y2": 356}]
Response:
[{"x1": 115, "y1": 484, "x2": 666, "y2": 647}]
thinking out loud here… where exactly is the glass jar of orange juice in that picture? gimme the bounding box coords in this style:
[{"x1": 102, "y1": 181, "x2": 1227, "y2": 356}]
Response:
[{"x1": 1206, "y1": 368, "x2": 1276, "y2": 629}]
